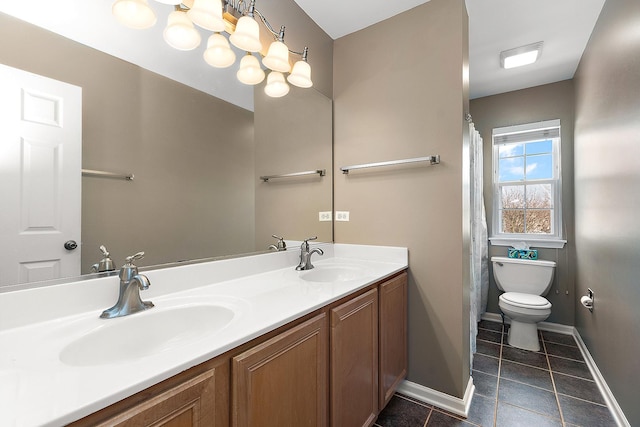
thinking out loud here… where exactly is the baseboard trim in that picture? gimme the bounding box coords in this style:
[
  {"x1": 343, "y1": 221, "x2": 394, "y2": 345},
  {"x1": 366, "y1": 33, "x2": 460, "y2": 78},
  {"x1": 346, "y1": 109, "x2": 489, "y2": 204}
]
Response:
[
  {"x1": 572, "y1": 330, "x2": 630, "y2": 427},
  {"x1": 396, "y1": 376, "x2": 474, "y2": 418},
  {"x1": 480, "y1": 312, "x2": 630, "y2": 426},
  {"x1": 480, "y1": 312, "x2": 574, "y2": 334}
]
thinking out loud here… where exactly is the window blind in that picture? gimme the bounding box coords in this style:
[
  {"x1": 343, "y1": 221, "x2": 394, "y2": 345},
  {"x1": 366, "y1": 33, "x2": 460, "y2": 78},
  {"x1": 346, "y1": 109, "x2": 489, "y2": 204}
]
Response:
[{"x1": 493, "y1": 127, "x2": 560, "y2": 145}]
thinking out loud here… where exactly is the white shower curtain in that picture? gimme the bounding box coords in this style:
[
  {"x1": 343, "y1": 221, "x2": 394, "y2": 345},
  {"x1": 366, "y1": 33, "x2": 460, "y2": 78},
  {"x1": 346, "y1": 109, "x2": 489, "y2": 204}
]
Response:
[{"x1": 469, "y1": 122, "x2": 489, "y2": 363}]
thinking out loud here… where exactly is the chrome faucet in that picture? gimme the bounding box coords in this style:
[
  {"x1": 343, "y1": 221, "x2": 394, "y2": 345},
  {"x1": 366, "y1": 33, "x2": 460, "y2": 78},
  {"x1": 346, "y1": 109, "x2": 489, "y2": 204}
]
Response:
[
  {"x1": 100, "y1": 252, "x2": 154, "y2": 319},
  {"x1": 295, "y1": 237, "x2": 324, "y2": 271},
  {"x1": 91, "y1": 245, "x2": 115, "y2": 273},
  {"x1": 268, "y1": 234, "x2": 287, "y2": 251}
]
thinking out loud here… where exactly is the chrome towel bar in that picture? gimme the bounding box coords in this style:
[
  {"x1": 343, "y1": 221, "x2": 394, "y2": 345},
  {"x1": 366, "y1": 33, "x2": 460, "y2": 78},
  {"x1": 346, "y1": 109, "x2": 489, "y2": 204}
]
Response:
[
  {"x1": 82, "y1": 169, "x2": 134, "y2": 181},
  {"x1": 340, "y1": 155, "x2": 440, "y2": 174},
  {"x1": 260, "y1": 169, "x2": 326, "y2": 182}
]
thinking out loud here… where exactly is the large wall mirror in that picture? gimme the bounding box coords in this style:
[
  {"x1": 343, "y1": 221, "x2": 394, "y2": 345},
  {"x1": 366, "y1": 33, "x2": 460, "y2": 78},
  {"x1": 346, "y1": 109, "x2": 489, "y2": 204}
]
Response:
[{"x1": 0, "y1": 7, "x2": 332, "y2": 289}]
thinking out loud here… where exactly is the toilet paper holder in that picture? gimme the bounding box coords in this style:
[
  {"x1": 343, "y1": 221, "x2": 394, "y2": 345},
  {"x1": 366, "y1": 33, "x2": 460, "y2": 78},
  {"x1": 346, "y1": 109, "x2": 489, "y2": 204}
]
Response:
[{"x1": 581, "y1": 288, "x2": 594, "y2": 312}]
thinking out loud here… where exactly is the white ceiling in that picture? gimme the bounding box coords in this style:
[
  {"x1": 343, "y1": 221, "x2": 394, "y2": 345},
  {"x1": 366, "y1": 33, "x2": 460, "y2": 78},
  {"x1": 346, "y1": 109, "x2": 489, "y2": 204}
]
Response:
[
  {"x1": 0, "y1": 1, "x2": 606, "y2": 109},
  {"x1": 294, "y1": 0, "x2": 607, "y2": 99}
]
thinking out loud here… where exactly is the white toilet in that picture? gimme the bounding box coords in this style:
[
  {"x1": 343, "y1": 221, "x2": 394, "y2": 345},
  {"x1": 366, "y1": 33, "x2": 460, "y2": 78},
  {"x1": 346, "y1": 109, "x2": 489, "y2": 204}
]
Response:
[{"x1": 491, "y1": 256, "x2": 556, "y2": 352}]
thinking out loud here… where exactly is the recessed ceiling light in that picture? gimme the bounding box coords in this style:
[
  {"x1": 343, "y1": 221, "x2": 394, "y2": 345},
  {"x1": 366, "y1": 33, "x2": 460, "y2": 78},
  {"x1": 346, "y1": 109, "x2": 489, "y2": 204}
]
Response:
[{"x1": 500, "y1": 42, "x2": 544, "y2": 69}]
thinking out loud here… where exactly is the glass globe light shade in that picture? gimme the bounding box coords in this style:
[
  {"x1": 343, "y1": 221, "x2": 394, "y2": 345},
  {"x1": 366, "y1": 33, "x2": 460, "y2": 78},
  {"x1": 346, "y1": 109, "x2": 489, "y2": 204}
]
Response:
[
  {"x1": 163, "y1": 10, "x2": 202, "y2": 51},
  {"x1": 264, "y1": 71, "x2": 290, "y2": 98},
  {"x1": 203, "y1": 33, "x2": 236, "y2": 68},
  {"x1": 188, "y1": 0, "x2": 225, "y2": 32},
  {"x1": 229, "y1": 16, "x2": 262, "y2": 52},
  {"x1": 236, "y1": 54, "x2": 265, "y2": 85},
  {"x1": 112, "y1": 0, "x2": 157, "y2": 29},
  {"x1": 262, "y1": 41, "x2": 291, "y2": 73},
  {"x1": 154, "y1": 0, "x2": 181, "y2": 4},
  {"x1": 287, "y1": 60, "x2": 313, "y2": 88}
]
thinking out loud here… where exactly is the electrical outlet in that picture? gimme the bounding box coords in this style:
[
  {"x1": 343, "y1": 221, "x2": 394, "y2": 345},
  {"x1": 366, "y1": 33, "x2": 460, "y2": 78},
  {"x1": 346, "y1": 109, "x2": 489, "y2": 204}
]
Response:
[
  {"x1": 335, "y1": 211, "x2": 350, "y2": 221},
  {"x1": 319, "y1": 211, "x2": 332, "y2": 221}
]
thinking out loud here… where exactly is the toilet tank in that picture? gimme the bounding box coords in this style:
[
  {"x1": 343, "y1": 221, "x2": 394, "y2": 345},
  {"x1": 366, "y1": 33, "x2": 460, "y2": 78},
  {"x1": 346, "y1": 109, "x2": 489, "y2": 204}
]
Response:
[{"x1": 491, "y1": 256, "x2": 556, "y2": 295}]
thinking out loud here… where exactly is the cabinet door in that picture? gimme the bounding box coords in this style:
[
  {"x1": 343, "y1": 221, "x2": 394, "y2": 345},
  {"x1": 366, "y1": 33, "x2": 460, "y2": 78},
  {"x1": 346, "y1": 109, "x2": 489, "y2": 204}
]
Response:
[
  {"x1": 331, "y1": 288, "x2": 379, "y2": 427},
  {"x1": 88, "y1": 368, "x2": 220, "y2": 427},
  {"x1": 232, "y1": 313, "x2": 328, "y2": 427},
  {"x1": 379, "y1": 272, "x2": 408, "y2": 408}
]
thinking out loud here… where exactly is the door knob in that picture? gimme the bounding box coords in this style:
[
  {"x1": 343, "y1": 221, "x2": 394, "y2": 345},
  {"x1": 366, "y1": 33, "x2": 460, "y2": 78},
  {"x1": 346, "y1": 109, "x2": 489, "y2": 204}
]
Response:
[{"x1": 64, "y1": 240, "x2": 78, "y2": 250}]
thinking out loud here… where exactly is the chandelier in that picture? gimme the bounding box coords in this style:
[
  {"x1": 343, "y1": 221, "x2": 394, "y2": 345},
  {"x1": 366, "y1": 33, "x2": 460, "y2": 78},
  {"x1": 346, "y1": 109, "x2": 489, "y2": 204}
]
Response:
[{"x1": 111, "y1": 0, "x2": 313, "y2": 98}]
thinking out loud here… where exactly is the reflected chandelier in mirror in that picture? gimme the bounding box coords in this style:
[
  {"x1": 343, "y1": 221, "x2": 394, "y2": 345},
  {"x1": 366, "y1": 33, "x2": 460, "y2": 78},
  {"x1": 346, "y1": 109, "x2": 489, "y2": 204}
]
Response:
[{"x1": 112, "y1": 0, "x2": 313, "y2": 97}]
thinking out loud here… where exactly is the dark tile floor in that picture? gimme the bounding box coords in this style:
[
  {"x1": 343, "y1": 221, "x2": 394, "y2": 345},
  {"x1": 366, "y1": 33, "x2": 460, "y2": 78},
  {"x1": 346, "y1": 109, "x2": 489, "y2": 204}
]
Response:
[{"x1": 375, "y1": 320, "x2": 617, "y2": 427}]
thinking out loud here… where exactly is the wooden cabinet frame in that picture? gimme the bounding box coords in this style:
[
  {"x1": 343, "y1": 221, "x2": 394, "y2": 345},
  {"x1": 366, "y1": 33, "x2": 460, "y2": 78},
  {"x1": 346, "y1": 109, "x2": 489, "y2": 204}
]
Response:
[
  {"x1": 379, "y1": 272, "x2": 408, "y2": 408},
  {"x1": 71, "y1": 270, "x2": 408, "y2": 427}
]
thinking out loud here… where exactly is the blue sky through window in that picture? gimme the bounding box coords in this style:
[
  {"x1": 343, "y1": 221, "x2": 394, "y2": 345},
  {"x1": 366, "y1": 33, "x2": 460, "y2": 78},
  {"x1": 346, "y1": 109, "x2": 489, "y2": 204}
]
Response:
[{"x1": 498, "y1": 139, "x2": 553, "y2": 182}]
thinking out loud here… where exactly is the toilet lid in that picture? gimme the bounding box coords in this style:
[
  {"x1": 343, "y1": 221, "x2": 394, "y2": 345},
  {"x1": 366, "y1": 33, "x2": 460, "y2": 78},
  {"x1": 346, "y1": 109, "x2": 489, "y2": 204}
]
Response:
[{"x1": 501, "y1": 292, "x2": 551, "y2": 308}]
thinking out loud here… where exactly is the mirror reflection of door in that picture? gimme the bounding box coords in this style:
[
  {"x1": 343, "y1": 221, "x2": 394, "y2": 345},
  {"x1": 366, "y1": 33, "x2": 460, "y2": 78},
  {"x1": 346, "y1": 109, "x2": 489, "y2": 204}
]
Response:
[{"x1": 0, "y1": 64, "x2": 82, "y2": 287}]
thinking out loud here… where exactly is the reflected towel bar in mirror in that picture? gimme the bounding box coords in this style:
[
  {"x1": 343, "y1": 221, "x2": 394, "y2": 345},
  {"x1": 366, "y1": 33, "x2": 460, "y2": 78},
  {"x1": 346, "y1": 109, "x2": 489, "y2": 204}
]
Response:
[
  {"x1": 82, "y1": 169, "x2": 134, "y2": 181},
  {"x1": 260, "y1": 169, "x2": 326, "y2": 182},
  {"x1": 340, "y1": 155, "x2": 440, "y2": 174}
]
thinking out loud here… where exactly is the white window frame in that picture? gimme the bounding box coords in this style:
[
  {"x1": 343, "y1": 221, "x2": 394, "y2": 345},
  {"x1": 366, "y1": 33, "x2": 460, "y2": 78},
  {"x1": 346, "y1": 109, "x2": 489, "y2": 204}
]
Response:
[{"x1": 489, "y1": 119, "x2": 566, "y2": 249}]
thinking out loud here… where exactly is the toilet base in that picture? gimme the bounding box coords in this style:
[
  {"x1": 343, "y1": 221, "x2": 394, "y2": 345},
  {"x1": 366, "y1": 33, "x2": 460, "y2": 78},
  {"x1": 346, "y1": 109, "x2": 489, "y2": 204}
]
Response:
[{"x1": 507, "y1": 320, "x2": 541, "y2": 352}]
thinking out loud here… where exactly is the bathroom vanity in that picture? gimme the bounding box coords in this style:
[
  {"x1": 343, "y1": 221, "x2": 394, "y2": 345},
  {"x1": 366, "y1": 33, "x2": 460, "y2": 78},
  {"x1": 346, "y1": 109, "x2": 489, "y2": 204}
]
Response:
[{"x1": 0, "y1": 244, "x2": 407, "y2": 427}]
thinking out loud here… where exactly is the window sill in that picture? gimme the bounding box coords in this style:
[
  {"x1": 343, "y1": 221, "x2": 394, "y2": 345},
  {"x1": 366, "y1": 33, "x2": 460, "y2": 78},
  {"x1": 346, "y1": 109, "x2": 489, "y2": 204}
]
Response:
[{"x1": 489, "y1": 237, "x2": 566, "y2": 249}]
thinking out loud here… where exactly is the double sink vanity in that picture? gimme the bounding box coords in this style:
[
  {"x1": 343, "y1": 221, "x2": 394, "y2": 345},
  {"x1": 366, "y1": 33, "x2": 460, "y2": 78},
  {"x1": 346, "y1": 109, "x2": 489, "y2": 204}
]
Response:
[{"x1": 0, "y1": 243, "x2": 408, "y2": 427}]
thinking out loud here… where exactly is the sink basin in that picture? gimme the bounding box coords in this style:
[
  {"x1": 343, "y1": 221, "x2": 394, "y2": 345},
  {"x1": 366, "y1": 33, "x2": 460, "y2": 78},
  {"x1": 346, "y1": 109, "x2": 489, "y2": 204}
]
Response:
[
  {"x1": 300, "y1": 265, "x2": 368, "y2": 283},
  {"x1": 60, "y1": 304, "x2": 235, "y2": 367}
]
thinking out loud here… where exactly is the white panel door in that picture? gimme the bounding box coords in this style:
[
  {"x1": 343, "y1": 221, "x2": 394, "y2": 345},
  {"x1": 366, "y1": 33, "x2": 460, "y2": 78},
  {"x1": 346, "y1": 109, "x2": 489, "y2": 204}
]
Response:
[{"x1": 0, "y1": 64, "x2": 82, "y2": 287}]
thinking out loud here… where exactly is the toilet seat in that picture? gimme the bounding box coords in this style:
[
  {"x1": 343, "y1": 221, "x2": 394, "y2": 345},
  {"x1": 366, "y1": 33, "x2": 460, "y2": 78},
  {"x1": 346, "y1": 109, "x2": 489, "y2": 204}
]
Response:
[{"x1": 500, "y1": 292, "x2": 551, "y2": 309}]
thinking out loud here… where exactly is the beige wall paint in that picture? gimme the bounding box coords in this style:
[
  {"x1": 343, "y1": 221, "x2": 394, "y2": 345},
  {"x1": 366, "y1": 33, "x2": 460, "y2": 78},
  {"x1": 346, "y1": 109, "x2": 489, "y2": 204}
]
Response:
[
  {"x1": 252, "y1": 0, "x2": 335, "y2": 249},
  {"x1": 0, "y1": 14, "x2": 255, "y2": 271},
  {"x1": 333, "y1": 0, "x2": 471, "y2": 398},
  {"x1": 470, "y1": 80, "x2": 576, "y2": 325},
  {"x1": 573, "y1": 0, "x2": 640, "y2": 424},
  {"x1": 254, "y1": 86, "x2": 333, "y2": 248}
]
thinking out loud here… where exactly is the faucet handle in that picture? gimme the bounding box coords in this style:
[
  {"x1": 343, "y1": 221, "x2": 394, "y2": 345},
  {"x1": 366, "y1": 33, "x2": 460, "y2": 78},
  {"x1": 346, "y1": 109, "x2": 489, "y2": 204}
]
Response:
[
  {"x1": 92, "y1": 245, "x2": 116, "y2": 273},
  {"x1": 99, "y1": 245, "x2": 110, "y2": 257},
  {"x1": 125, "y1": 251, "x2": 145, "y2": 265},
  {"x1": 272, "y1": 235, "x2": 286, "y2": 250},
  {"x1": 301, "y1": 236, "x2": 318, "y2": 250}
]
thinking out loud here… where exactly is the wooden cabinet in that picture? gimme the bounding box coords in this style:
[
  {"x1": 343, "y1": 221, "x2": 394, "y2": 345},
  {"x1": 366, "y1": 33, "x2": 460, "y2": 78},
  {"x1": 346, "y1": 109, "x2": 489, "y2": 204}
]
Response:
[
  {"x1": 69, "y1": 358, "x2": 229, "y2": 427},
  {"x1": 379, "y1": 272, "x2": 408, "y2": 408},
  {"x1": 231, "y1": 313, "x2": 328, "y2": 427},
  {"x1": 72, "y1": 270, "x2": 407, "y2": 427},
  {"x1": 330, "y1": 288, "x2": 379, "y2": 427}
]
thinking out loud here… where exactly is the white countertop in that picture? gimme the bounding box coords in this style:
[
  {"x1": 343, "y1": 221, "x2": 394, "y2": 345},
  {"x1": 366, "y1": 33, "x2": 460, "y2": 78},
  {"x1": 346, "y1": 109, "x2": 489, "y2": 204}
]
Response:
[{"x1": 0, "y1": 244, "x2": 407, "y2": 427}]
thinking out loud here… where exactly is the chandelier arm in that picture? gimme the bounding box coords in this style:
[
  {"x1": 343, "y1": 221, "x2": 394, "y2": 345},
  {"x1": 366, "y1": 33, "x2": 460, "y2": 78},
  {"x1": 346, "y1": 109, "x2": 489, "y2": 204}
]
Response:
[
  {"x1": 252, "y1": 8, "x2": 308, "y2": 58},
  {"x1": 288, "y1": 48, "x2": 305, "y2": 56},
  {"x1": 252, "y1": 8, "x2": 280, "y2": 39}
]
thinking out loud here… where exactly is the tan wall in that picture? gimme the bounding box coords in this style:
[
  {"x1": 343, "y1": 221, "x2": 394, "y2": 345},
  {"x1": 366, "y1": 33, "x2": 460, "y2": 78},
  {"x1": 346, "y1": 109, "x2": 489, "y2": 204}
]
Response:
[
  {"x1": 573, "y1": 0, "x2": 640, "y2": 424},
  {"x1": 254, "y1": 86, "x2": 333, "y2": 248},
  {"x1": 333, "y1": 0, "x2": 471, "y2": 398},
  {"x1": 252, "y1": 0, "x2": 335, "y2": 249},
  {"x1": 470, "y1": 80, "x2": 576, "y2": 325},
  {"x1": 0, "y1": 13, "x2": 255, "y2": 272}
]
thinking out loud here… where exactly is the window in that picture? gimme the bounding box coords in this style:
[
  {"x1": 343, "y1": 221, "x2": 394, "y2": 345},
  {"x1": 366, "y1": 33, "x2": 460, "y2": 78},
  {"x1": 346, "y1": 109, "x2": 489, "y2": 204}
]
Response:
[{"x1": 491, "y1": 119, "x2": 564, "y2": 247}]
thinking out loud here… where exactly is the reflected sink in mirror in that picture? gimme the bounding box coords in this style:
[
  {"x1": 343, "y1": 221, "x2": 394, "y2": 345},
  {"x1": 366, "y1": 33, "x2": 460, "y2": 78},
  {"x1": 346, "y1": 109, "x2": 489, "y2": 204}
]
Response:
[
  {"x1": 300, "y1": 265, "x2": 369, "y2": 283},
  {"x1": 60, "y1": 304, "x2": 236, "y2": 367}
]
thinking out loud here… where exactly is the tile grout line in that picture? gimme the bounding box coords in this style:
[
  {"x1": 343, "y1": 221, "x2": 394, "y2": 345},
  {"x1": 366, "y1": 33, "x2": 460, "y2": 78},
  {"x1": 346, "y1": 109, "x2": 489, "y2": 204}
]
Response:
[
  {"x1": 492, "y1": 322, "x2": 506, "y2": 427},
  {"x1": 422, "y1": 407, "x2": 432, "y2": 427},
  {"x1": 542, "y1": 331, "x2": 567, "y2": 426}
]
